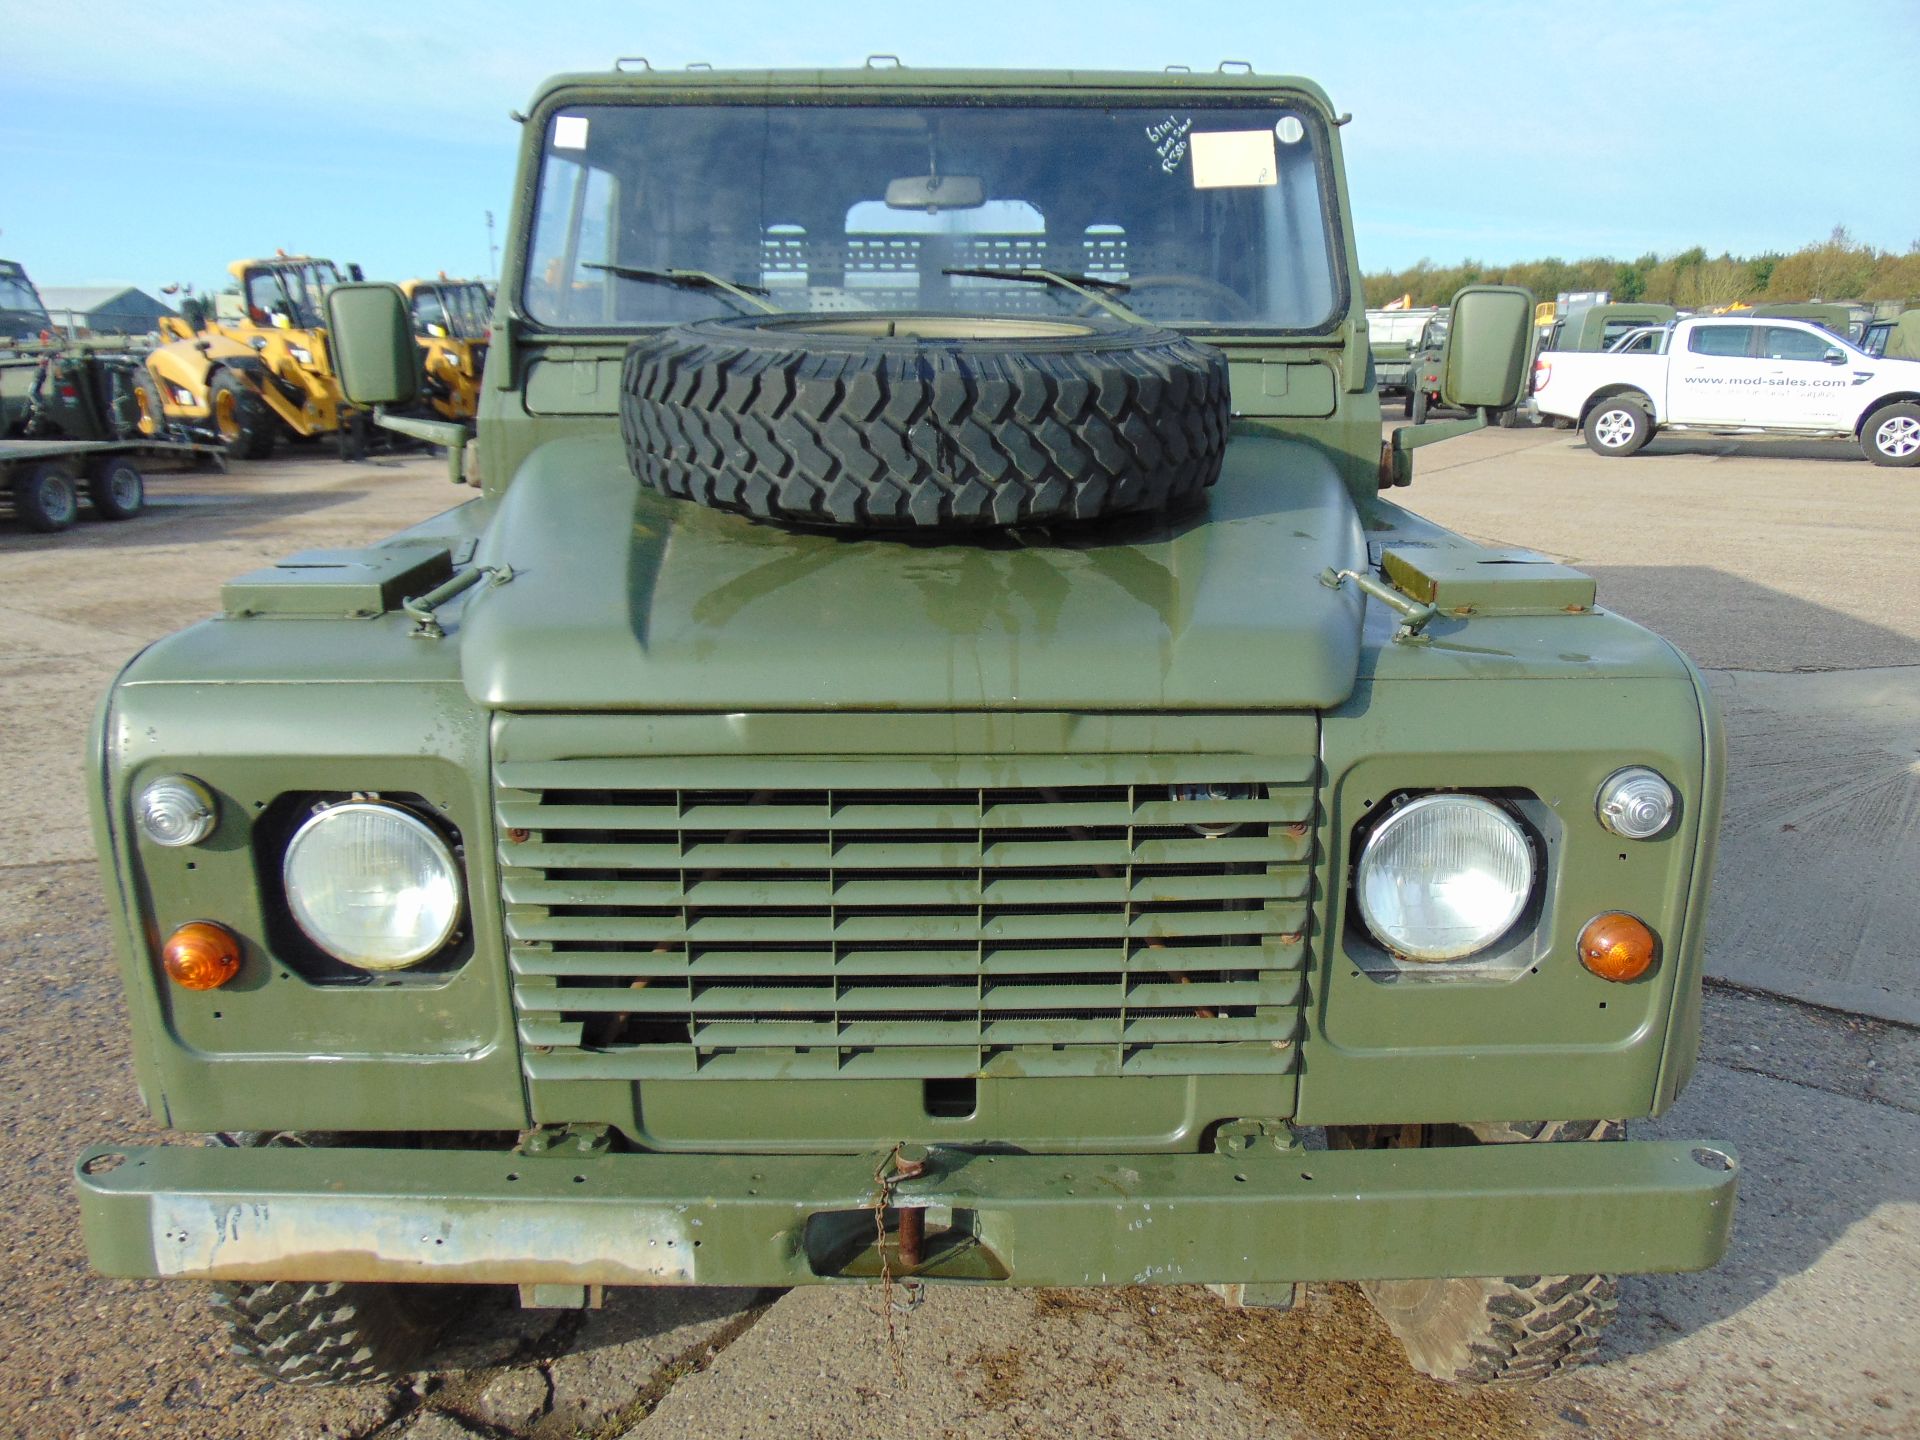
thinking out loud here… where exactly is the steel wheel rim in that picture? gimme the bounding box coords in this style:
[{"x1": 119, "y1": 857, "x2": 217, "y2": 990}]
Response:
[
  {"x1": 214, "y1": 389, "x2": 240, "y2": 441},
  {"x1": 46, "y1": 477, "x2": 76, "y2": 523},
  {"x1": 111, "y1": 468, "x2": 140, "y2": 507},
  {"x1": 1875, "y1": 415, "x2": 1920, "y2": 458},
  {"x1": 1594, "y1": 408, "x2": 1637, "y2": 448}
]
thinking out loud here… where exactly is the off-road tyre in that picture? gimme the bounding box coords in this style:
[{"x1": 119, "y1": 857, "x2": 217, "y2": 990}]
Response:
[
  {"x1": 210, "y1": 1279, "x2": 457, "y2": 1388},
  {"x1": 130, "y1": 367, "x2": 169, "y2": 440},
  {"x1": 1328, "y1": 1119, "x2": 1623, "y2": 1385},
  {"x1": 209, "y1": 369, "x2": 276, "y2": 460},
  {"x1": 1401, "y1": 387, "x2": 1416, "y2": 420},
  {"x1": 1411, "y1": 387, "x2": 1429, "y2": 425},
  {"x1": 12, "y1": 460, "x2": 79, "y2": 532},
  {"x1": 1583, "y1": 395, "x2": 1654, "y2": 457},
  {"x1": 1861, "y1": 401, "x2": 1920, "y2": 467},
  {"x1": 619, "y1": 313, "x2": 1230, "y2": 531},
  {"x1": 86, "y1": 455, "x2": 145, "y2": 520}
]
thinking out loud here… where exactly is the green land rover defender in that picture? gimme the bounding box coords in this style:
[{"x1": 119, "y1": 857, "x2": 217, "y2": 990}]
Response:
[{"x1": 75, "y1": 63, "x2": 1736, "y2": 1389}]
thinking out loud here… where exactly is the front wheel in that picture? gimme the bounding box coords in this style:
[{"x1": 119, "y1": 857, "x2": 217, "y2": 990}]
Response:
[
  {"x1": 1862, "y1": 402, "x2": 1920, "y2": 467},
  {"x1": 1329, "y1": 1120, "x2": 1622, "y2": 1385},
  {"x1": 209, "y1": 370, "x2": 276, "y2": 460},
  {"x1": 1584, "y1": 397, "x2": 1654, "y2": 457},
  {"x1": 210, "y1": 1279, "x2": 459, "y2": 1388}
]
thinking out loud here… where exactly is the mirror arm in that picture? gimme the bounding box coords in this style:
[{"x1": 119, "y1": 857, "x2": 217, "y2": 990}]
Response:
[
  {"x1": 371, "y1": 409, "x2": 472, "y2": 484},
  {"x1": 1380, "y1": 411, "x2": 1493, "y2": 488}
]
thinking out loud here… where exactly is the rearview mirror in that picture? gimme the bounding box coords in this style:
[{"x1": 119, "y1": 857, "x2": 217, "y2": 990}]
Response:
[
  {"x1": 324, "y1": 282, "x2": 419, "y2": 408},
  {"x1": 884, "y1": 173, "x2": 986, "y2": 211},
  {"x1": 1440, "y1": 284, "x2": 1534, "y2": 411}
]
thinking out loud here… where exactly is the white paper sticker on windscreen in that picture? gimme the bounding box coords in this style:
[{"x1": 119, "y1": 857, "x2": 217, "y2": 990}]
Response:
[
  {"x1": 1190, "y1": 129, "x2": 1278, "y2": 189},
  {"x1": 553, "y1": 115, "x2": 589, "y2": 150}
]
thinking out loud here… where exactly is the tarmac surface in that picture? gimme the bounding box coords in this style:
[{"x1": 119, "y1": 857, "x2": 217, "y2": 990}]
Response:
[{"x1": 0, "y1": 428, "x2": 1915, "y2": 1439}]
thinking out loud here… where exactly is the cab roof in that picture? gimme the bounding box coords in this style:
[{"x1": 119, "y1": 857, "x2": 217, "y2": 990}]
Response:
[{"x1": 525, "y1": 64, "x2": 1338, "y2": 118}]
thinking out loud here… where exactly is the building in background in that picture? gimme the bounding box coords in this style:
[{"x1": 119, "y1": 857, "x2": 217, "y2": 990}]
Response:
[{"x1": 37, "y1": 285, "x2": 176, "y2": 336}]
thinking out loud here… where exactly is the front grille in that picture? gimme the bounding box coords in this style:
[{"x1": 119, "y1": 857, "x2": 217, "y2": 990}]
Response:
[{"x1": 498, "y1": 758, "x2": 1316, "y2": 1081}]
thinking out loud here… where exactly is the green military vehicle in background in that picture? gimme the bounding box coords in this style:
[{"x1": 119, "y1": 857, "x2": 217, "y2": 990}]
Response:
[
  {"x1": 74, "y1": 63, "x2": 1736, "y2": 1390},
  {"x1": 2, "y1": 259, "x2": 220, "y2": 531}
]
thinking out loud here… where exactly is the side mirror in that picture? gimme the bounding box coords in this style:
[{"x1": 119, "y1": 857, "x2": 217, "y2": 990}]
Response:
[
  {"x1": 348, "y1": 263, "x2": 365, "y2": 282},
  {"x1": 1440, "y1": 285, "x2": 1534, "y2": 410},
  {"x1": 324, "y1": 282, "x2": 420, "y2": 408},
  {"x1": 1825, "y1": 350, "x2": 1847, "y2": 364}
]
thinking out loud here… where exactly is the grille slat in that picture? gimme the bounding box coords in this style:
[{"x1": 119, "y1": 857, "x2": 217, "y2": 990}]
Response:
[{"x1": 501, "y1": 764, "x2": 1316, "y2": 1080}]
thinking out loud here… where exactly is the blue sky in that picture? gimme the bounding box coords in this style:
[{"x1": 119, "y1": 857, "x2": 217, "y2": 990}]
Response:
[{"x1": 4, "y1": 0, "x2": 1915, "y2": 297}]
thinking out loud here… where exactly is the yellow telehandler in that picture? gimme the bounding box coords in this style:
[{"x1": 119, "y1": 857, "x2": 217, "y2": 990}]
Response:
[
  {"x1": 140, "y1": 254, "x2": 366, "y2": 459},
  {"x1": 399, "y1": 276, "x2": 492, "y2": 423}
]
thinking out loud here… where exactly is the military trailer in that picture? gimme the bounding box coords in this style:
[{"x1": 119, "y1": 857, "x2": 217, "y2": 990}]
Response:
[
  {"x1": 2, "y1": 260, "x2": 224, "y2": 531},
  {"x1": 75, "y1": 63, "x2": 1736, "y2": 1390}
]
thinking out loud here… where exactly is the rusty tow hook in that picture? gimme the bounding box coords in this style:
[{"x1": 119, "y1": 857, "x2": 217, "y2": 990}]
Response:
[{"x1": 892, "y1": 1144, "x2": 930, "y2": 1271}]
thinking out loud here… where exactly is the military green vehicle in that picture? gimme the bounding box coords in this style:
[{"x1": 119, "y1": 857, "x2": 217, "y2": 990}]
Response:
[
  {"x1": 2, "y1": 260, "x2": 223, "y2": 531},
  {"x1": 74, "y1": 63, "x2": 1736, "y2": 1390}
]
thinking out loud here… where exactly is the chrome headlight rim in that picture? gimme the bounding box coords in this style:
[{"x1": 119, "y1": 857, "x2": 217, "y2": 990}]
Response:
[
  {"x1": 281, "y1": 799, "x2": 463, "y2": 972},
  {"x1": 1354, "y1": 792, "x2": 1536, "y2": 963}
]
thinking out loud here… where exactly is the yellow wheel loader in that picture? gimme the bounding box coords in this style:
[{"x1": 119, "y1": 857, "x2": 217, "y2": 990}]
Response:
[
  {"x1": 142, "y1": 255, "x2": 367, "y2": 459},
  {"x1": 400, "y1": 277, "x2": 492, "y2": 424}
]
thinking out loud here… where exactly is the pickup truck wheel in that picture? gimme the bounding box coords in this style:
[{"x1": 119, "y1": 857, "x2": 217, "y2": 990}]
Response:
[
  {"x1": 210, "y1": 1279, "x2": 458, "y2": 1388},
  {"x1": 620, "y1": 312, "x2": 1230, "y2": 531},
  {"x1": 12, "y1": 461, "x2": 80, "y2": 532},
  {"x1": 1862, "y1": 402, "x2": 1920, "y2": 466},
  {"x1": 1584, "y1": 398, "x2": 1653, "y2": 457},
  {"x1": 1328, "y1": 1119, "x2": 1622, "y2": 1385}
]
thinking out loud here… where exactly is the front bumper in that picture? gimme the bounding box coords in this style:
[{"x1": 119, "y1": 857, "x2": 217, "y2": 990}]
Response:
[{"x1": 77, "y1": 1138, "x2": 1737, "y2": 1288}]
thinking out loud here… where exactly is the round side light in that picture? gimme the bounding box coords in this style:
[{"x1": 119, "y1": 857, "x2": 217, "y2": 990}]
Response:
[
  {"x1": 1578, "y1": 912, "x2": 1658, "y2": 982},
  {"x1": 161, "y1": 921, "x2": 243, "y2": 990},
  {"x1": 1597, "y1": 767, "x2": 1676, "y2": 840},
  {"x1": 136, "y1": 776, "x2": 217, "y2": 848}
]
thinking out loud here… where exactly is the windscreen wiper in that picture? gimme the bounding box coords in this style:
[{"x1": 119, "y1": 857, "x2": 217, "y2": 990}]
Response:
[
  {"x1": 582, "y1": 263, "x2": 780, "y2": 315},
  {"x1": 940, "y1": 266, "x2": 1145, "y2": 323}
]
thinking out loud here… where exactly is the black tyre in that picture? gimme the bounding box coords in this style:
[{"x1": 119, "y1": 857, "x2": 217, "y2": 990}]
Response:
[
  {"x1": 620, "y1": 312, "x2": 1230, "y2": 531},
  {"x1": 1329, "y1": 1120, "x2": 1622, "y2": 1385},
  {"x1": 1411, "y1": 387, "x2": 1429, "y2": 425},
  {"x1": 1583, "y1": 396, "x2": 1654, "y2": 457},
  {"x1": 1861, "y1": 401, "x2": 1920, "y2": 467},
  {"x1": 211, "y1": 1279, "x2": 458, "y2": 1388},
  {"x1": 131, "y1": 367, "x2": 169, "y2": 440},
  {"x1": 87, "y1": 455, "x2": 145, "y2": 520},
  {"x1": 12, "y1": 460, "x2": 79, "y2": 532},
  {"x1": 1401, "y1": 387, "x2": 1415, "y2": 420},
  {"x1": 209, "y1": 369, "x2": 276, "y2": 460}
]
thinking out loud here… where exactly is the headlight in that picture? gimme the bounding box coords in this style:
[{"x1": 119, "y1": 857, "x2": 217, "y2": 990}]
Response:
[
  {"x1": 136, "y1": 775, "x2": 217, "y2": 847},
  {"x1": 283, "y1": 801, "x2": 462, "y2": 971},
  {"x1": 1596, "y1": 767, "x2": 1676, "y2": 839},
  {"x1": 287, "y1": 344, "x2": 314, "y2": 365},
  {"x1": 1355, "y1": 794, "x2": 1533, "y2": 961}
]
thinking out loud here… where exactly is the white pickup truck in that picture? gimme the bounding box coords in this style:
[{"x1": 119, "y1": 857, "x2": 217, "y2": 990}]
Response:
[{"x1": 1531, "y1": 315, "x2": 1920, "y2": 466}]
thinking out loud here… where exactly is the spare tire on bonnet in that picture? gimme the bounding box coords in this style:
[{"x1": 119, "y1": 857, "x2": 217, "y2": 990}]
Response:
[{"x1": 619, "y1": 313, "x2": 1230, "y2": 531}]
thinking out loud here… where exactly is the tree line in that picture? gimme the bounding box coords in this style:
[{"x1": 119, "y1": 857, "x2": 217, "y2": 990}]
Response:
[{"x1": 1363, "y1": 227, "x2": 1920, "y2": 310}]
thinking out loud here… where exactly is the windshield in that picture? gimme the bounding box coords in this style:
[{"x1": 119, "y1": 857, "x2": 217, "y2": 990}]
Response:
[
  {"x1": 0, "y1": 267, "x2": 50, "y2": 336},
  {"x1": 246, "y1": 261, "x2": 343, "y2": 328},
  {"x1": 414, "y1": 283, "x2": 490, "y2": 339},
  {"x1": 523, "y1": 100, "x2": 1342, "y2": 332}
]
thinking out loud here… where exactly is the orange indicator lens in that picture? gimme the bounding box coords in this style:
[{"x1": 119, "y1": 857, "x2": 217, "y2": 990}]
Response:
[
  {"x1": 161, "y1": 922, "x2": 243, "y2": 991},
  {"x1": 1577, "y1": 912, "x2": 1657, "y2": 982}
]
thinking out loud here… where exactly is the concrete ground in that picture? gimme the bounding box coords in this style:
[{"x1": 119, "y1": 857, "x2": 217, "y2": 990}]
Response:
[{"x1": 0, "y1": 431, "x2": 1915, "y2": 1439}]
